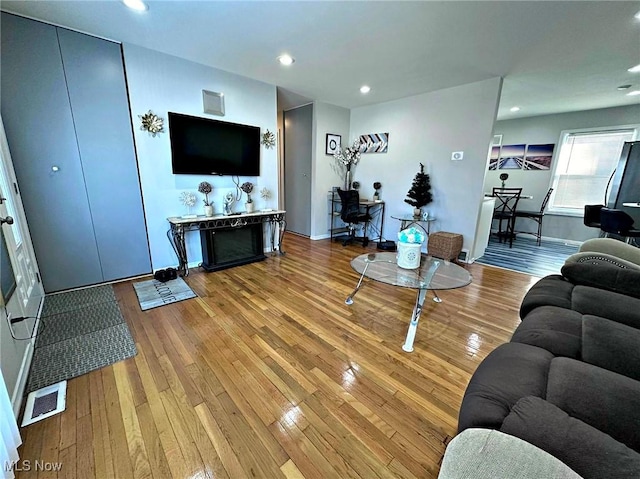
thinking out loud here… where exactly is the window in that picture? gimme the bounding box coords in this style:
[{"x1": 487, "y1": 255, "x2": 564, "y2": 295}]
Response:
[{"x1": 548, "y1": 127, "x2": 639, "y2": 215}]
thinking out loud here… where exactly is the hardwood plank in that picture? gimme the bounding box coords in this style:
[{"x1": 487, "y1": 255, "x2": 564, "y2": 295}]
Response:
[
  {"x1": 89, "y1": 370, "x2": 114, "y2": 479},
  {"x1": 101, "y1": 367, "x2": 135, "y2": 479},
  {"x1": 59, "y1": 378, "x2": 77, "y2": 450},
  {"x1": 280, "y1": 459, "x2": 306, "y2": 479},
  {"x1": 75, "y1": 414, "x2": 95, "y2": 479},
  {"x1": 195, "y1": 403, "x2": 248, "y2": 479},
  {"x1": 57, "y1": 445, "x2": 76, "y2": 479},
  {"x1": 112, "y1": 361, "x2": 152, "y2": 479},
  {"x1": 135, "y1": 402, "x2": 172, "y2": 479}
]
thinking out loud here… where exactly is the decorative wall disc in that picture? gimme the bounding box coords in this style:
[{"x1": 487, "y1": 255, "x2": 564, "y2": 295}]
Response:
[
  {"x1": 261, "y1": 129, "x2": 276, "y2": 149},
  {"x1": 139, "y1": 110, "x2": 164, "y2": 136}
]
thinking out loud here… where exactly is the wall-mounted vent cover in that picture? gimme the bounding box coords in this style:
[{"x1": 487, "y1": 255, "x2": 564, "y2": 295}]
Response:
[
  {"x1": 203, "y1": 90, "x2": 225, "y2": 116},
  {"x1": 22, "y1": 381, "x2": 67, "y2": 426}
]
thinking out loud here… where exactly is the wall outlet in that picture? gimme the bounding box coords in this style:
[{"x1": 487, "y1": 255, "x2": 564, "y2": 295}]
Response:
[{"x1": 451, "y1": 151, "x2": 464, "y2": 161}]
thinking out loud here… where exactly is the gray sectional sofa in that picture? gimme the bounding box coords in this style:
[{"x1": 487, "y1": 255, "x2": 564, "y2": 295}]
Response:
[{"x1": 456, "y1": 242, "x2": 640, "y2": 478}]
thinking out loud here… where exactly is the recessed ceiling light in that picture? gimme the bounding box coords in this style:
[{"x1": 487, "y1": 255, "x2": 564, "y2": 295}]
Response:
[
  {"x1": 277, "y1": 54, "x2": 295, "y2": 66},
  {"x1": 635, "y1": 10, "x2": 640, "y2": 20},
  {"x1": 360, "y1": 85, "x2": 371, "y2": 94},
  {"x1": 627, "y1": 90, "x2": 640, "y2": 96},
  {"x1": 628, "y1": 64, "x2": 640, "y2": 73},
  {"x1": 510, "y1": 106, "x2": 521, "y2": 112},
  {"x1": 617, "y1": 84, "x2": 633, "y2": 90},
  {"x1": 122, "y1": 0, "x2": 148, "y2": 11}
]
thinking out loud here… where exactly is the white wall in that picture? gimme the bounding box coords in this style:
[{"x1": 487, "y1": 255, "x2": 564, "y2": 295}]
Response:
[
  {"x1": 487, "y1": 104, "x2": 640, "y2": 242},
  {"x1": 123, "y1": 44, "x2": 278, "y2": 270},
  {"x1": 311, "y1": 102, "x2": 350, "y2": 239},
  {"x1": 349, "y1": 77, "x2": 502, "y2": 253}
]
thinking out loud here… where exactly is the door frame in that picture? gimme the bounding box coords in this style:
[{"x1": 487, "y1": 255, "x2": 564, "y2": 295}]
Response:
[{"x1": 0, "y1": 115, "x2": 44, "y2": 415}]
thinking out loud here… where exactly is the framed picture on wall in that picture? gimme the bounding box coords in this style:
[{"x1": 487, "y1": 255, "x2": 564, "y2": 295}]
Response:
[
  {"x1": 326, "y1": 134, "x2": 341, "y2": 155},
  {"x1": 499, "y1": 144, "x2": 525, "y2": 169},
  {"x1": 523, "y1": 144, "x2": 555, "y2": 170}
]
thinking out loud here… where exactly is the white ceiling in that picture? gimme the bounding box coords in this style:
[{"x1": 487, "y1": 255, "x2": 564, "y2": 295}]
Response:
[{"x1": 3, "y1": 1, "x2": 640, "y2": 120}]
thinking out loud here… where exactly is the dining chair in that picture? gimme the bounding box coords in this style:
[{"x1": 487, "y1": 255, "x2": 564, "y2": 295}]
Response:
[
  {"x1": 492, "y1": 187, "x2": 523, "y2": 248},
  {"x1": 599, "y1": 207, "x2": 640, "y2": 244},
  {"x1": 337, "y1": 188, "x2": 371, "y2": 246},
  {"x1": 583, "y1": 204, "x2": 604, "y2": 229},
  {"x1": 514, "y1": 187, "x2": 553, "y2": 246}
]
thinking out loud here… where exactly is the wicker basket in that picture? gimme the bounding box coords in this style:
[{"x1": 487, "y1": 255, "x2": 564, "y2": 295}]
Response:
[{"x1": 428, "y1": 232, "x2": 463, "y2": 261}]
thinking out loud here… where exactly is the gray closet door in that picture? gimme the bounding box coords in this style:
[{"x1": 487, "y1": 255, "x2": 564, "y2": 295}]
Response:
[
  {"x1": 284, "y1": 104, "x2": 313, "y2": 236},
  {"x1": 1, "y1": 13, "x2": 103, "y2": 292},
  {"x1": 57, "y1": 29, "x2": 151, "y2": 281}
]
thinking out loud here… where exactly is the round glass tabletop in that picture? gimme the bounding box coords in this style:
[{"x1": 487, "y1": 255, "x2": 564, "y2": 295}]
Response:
[
  {"x1": 350, "y1": 252, "x2": 471, "y2": 290},
  {"x1": 391, "y1": 214, "x2": 436, "y2": 222}
]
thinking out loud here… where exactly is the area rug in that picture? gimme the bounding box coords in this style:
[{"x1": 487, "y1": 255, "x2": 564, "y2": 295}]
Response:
[
  {"x1": 27, "y1": 285, "x2": 137, "y2": 393},
  {"x1": 476, "y1": 236, "x2": 579, "y2": 277},
  {"x1": 133, "y1": 277, "x2": 197, "y2": 311}
]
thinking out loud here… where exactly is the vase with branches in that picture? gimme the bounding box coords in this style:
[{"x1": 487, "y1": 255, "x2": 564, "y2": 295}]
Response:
[{"x1": 334, "y1": 139, "x2": 362, "y2": 190}]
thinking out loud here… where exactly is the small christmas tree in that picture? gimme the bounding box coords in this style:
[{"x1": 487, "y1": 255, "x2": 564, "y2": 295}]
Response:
[{"x1": 404, "y1": 163, "x2": 433, "y2": 208}]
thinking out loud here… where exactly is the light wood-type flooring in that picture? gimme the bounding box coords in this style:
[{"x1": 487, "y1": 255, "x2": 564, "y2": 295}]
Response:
[{"x1": 16, "y1": 233, "x2": 540, "y2": 479}]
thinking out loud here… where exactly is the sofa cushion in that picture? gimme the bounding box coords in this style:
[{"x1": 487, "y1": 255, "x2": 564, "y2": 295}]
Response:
[
  {"x1": 500, "y1": 396, "x2": 640, "y2": 479},
  {"x1": 561, "y1": 262, "x2": 640, "y2": 300},
  {"x1": 546, "y1": 357, "x2": 640, "y2": 451},
  {"x1": 571, "y1": 285, "x2": 640, "y2": 329},
  {"x1": 519, "y1": 275, "x2": 573, "y2": 318},
  {"x1": 511, "y1": 306, "x2": 582, "y2": 358},
  {"x1": 457, "y1": 343, "x2": 553, "y2": 433},
  {"x1": 582, "y1": 315, "x2": 640, "y2": 382}
]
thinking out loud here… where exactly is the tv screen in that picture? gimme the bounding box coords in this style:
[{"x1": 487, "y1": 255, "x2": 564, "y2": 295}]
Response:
[{"x1": 169, "y1": 112, "x2": 260, "y2": 176}]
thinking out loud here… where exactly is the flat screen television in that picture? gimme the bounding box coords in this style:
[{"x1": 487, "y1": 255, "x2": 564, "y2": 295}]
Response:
[{"x1": 169, "y1": 112, "x2": 260, "y2": 176}]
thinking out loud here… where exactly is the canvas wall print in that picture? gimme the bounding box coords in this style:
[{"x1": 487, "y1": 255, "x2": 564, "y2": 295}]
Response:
[
  {"x1": 523, "y1": 144, "x2": 555, "y2": 170},
  {"x1": 488, "y1": 146, "x2": 500, "y2": 170},
  {"x1": 358, "y1": 133, "x2": 389, "y2": 153},
  {"x1": 498, "y1": 144, "x2": 525, "y2": 169}
]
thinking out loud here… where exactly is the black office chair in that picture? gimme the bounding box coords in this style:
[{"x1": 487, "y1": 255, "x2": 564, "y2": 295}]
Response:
[
  {"x1": 492, "y1": 187, "x2": 522, "y2": 248},
  {"x1": 583, "y1": 204, "x2": 604, "y2": 229},
  {"x1": 514, "y1": 187, "x2": 553, "y2": 246},
  {"x1": 337, "y1": 188, "x2": 371, "y2": 247},
  {"x1": 599, "y1": 207, "x2": 640, "y2": 244}
]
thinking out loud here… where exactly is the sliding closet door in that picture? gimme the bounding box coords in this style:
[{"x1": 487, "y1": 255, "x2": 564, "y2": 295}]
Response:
[
  {"x1": 0, "y1": 14, "x2": 103, "y2": 292},
  {"x1": 57, "y1": 29, "x2": 151, "y2": 281}
]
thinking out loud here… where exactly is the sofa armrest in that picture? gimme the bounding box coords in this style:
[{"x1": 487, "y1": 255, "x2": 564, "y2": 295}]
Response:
[
  {"x1": 561, "y1": 262, "x2": 640, "y2": 299},
  {"x1": 438, "y1": 428, "x2": 581, "y2": 479},
  {"x1": 458, "y1": 343, "x2": 553, "y2": 432},
  {"x1": 582, "y1": 315, "x2": 640, "y2": 382}
]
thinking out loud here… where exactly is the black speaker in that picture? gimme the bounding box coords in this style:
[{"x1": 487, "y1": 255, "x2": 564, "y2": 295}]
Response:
[
  {"x1": 377, "y1": 240, "x2": 396, "y2": 251},
  {"x1": 154, "y1": 267, "x2": 177, "y2": 283}
]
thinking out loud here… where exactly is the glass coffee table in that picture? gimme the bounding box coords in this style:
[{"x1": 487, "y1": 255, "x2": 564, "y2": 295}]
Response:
[{"x1": 347, "y1": 252, "x2": 472, "y2": 352}]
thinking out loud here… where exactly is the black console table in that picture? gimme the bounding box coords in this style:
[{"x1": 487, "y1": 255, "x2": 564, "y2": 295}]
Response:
[{"x1": 167, "y1": 210, "x2": 286, "y2": 276}]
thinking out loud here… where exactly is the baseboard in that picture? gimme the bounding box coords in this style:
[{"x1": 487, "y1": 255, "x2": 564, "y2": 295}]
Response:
[{"x1": 310, "y1": 234, "x2": 331, "y2": 240}]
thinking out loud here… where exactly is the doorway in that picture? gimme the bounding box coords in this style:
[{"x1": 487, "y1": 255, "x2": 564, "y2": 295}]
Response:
[{"x1": 283, "y1": 104, "x2": 313, "y2": 236}]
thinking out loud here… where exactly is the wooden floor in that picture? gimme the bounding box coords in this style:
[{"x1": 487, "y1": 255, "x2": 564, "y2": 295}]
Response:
[{"x1": 16, "y1": 234, "x2": 539, "y2": 479}]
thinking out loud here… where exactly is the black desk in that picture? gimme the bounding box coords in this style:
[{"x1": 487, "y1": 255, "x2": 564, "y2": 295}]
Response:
[{"x1": 167, "y1": 210, "x2": 286, "y2": 276}]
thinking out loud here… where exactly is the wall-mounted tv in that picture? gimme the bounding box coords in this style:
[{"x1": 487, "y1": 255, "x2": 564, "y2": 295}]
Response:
[{"x1": 169, "y1": 112, "x2": 260, "y2": 176}]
